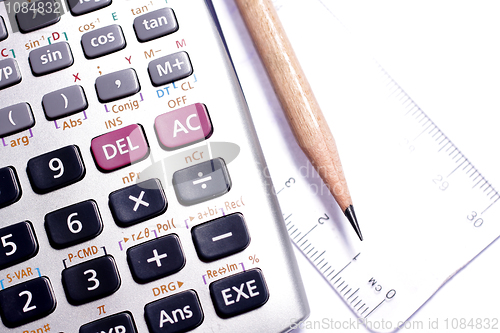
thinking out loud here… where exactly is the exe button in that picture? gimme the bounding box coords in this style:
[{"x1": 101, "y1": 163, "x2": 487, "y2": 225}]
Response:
[
  {"x1": 210, "y1": 269, "x2": 269, "y2": 318},
  {"x1": 155, "y1": 103, "x2": 213, "y2": 150},
  {"x1": 91, "y1": 124, "x2": 149, "y2": 172}
]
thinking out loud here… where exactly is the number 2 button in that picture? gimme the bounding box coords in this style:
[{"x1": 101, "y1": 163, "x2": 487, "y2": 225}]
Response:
[
  {"x1": 27, "y1": 145, "x2": 85, "y2": 194},
  {"x1": 0, "y1": 277, "x2": 57, "y2": 328}
]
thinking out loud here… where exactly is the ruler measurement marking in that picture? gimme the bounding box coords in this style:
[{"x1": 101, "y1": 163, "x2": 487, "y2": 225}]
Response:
[
  {"x1": 361, "y1": 307, "x2": 369, "y2": 316},
  {"x1": 326, "y1": 269, "x2": 335, "y2": 279},
  {"x1": 319, "y1": 262, "x2": 328, "y2": 270},
  {"x1": 331, "y1": 262, "x2": 352, "y2": 281},
  {"x1": 448, "y1": 159, "x2": 467, "y2": 178},
  {"x1": 308, "y1": 249, "x2": 318, "y2": 257},
  {"x1": 341, "y1": 285, "x2": 348, "y2": 292},
  {"x1": 337, "y1": 281, "x2": 345, "y2": 288},
  {"x1": 351, "y1": 296, "x2": 359, "y2": 304},
  {"x1": 344, "y1": 288, "x2": 352, "y2": 296},
  {"x1": 323, "y1": 265, "x2": 332, "y2": 274},
  {"x1": 289, "y1": 229, "x2": 299, "y2": 237},
  {"x1": 297, "y1": 225, "x2": 318, "y2": 243},
  {"x1": 364, "y1": 299, "x2": 386, "y2": 319},
  {"x1": 313, "y1": 251, "x2": 326, "y2": 262},
  {"x1": 284, "y1": 213, "x2": 292, "y2": 222}
]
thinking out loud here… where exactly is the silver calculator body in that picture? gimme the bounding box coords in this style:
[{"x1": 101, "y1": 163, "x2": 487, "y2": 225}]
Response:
[{"x1": 0, "y1": 0, "x2": 309, "y2": 332}]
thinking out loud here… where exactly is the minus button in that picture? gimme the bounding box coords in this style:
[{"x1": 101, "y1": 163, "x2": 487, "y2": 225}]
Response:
[{"x1": 212, "y1": 232, "x2": 233, "y2": 242}]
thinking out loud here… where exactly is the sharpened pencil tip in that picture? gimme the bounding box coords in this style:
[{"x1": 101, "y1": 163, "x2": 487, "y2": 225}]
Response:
[{"x1": 344, "y1": 205, "x2": 363, "y2": 241}]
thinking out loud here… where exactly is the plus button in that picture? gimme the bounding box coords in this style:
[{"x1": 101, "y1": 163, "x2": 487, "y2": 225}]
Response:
[{"x1": 147, "y1": 249, "x2": 167, "y2": 267}]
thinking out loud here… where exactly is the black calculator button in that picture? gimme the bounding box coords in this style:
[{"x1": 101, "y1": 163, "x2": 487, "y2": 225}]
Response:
[
  {"x1": 62, "y1": 255, "x2": 120, "y2": 305},
  {"x1": 192, "y1": 213, "x2": 250, "y2": 262},
  {"x1": 133, "y1": 8, "x2": 179, "y2": 43},
  {"x1": 45, "y1": 200, "x2": 103, "y2": 249},
  {"x1": 109, "y1": 178, "x2": 167, "y2": 227},
  {"x1": 127, "y1": 234, "x2": 185, "y2": 284},
  {"x1": 0, "y1": 16, "x2": 8, "y2": 42},
  {"x1": 0, "y1": 276, "x2": 56, "y2": 328},
  {"x1": 0, "y1": 166, "x2": 22, "y2": 209},
  {"x1": 173, "y1": 158, "x2": 231, "y2": 206},
  {"x1": 144, "y1": 290, "x2": 203, "y2": 333},
  {"x1": 0, "y1": 221, "x2": 38, "y2": 270},
  {"x1": 27, "y1": 145, "x2": 85, "y2": 194},
  {"x1": 80, "y1": 311, "x2": 137, "y2": 333},
  {"x1": 209, "y1": 269, "x2": 269, "y2": 318}
]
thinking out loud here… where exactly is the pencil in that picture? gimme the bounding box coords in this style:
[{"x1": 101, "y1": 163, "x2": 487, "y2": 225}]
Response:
[{"x1": 234, "y1": 0, "x2": 363, "y2": 240}]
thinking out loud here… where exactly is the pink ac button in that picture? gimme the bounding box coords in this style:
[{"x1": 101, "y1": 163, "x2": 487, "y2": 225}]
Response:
[
  {"x1": 91, "y1": 124, "x2": 149, "y2": 172},
  {"x1": 155, "y1": 103, "x2": 213, "y2": 149}
]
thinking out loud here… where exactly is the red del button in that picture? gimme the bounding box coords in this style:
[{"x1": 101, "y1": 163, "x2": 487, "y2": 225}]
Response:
[{"x1": 91, "y1": 124, "x2": 149, "y2": 172}]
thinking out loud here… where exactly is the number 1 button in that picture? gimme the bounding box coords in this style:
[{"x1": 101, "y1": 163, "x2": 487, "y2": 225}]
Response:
[{"x1": 27, "y1": 145, "x2": 85, "y2": 194}]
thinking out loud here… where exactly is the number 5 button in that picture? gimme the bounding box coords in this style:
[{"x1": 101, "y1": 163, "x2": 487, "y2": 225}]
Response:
[
  {"x1": 27, "y1": 145, "x2": 85, "y2": 194},
  {"x1": 0, "y1": 221, "x2": 38, "y2": 270},
  {"x1": 62, "y1": 255, "x2": 120, "y2": 305}
]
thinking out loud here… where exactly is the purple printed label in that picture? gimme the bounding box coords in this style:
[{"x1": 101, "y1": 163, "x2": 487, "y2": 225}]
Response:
[{"x1": 155, "y1": 103, "x2": 213, "y2": 149}]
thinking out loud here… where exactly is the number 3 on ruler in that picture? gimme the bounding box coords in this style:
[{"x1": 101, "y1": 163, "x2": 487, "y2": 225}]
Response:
[{"x1": 467, "y1": 211, "x2": 484, "y2": 227}]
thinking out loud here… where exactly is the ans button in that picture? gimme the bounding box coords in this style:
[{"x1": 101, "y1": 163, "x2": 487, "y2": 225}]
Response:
[
  {"x1": 210, "y1": 269, "x2": 269, "y2": 318},
  {"x1": 91, "y1": 124, "x2": 149, "y2": 172}
]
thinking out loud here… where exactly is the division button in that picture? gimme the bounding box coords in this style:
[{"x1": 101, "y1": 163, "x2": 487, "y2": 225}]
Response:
[
  {"x1": 109, "y1": 178, "x2": 167, "y2": 227},
  {"x1": 67, "y1": 0, "x2": 112, "y2": 16},
  {"x1": 0, "y1": 103, "x2": 35, "y2": 138},
  {"x1": 0, "y1": 16, "x2": 8, "y2": 41},
  {"x1": 148, "y1": 51, "x2": 192, "y2": 87},
  {"x1": 173, "y1": 158, "x2": 231, "y2": 206},
  {"x1": 127, "y1": 234, "x2": 185, "y2": 283},
  {"x1": 0, "y1": 166, "x2": 22, "y2": 209},
  {"x1": 80, "y1": 311, "x2": 137, "y2": 333},
  {"x1": 0, "y1": 58, "x2": 22, "y2": 90},
  {"x1": 95, "y1": 68, "x2": 140, "y2": 103},
  {"x1": 144, "y1": 290, "x2": 203, "y2": 333},
  {"x1": 0, "y1": 221, "x2": 38, "y2": 270},
  {"x1": 0, "y1": 276, "x2": 56, "y2": 328},
  {"x1": 27, "y1": 145, "x2": 85, "y2": 194},
  {"x1": 81, "y1": 24, "x2": 126, "y2": 59},
  {"x1": 45, "y1": 200, "x2": 103, "y2": 249},
  {"x1": 134, "y1": 7, "x2": 179, "y2": 42},
  {"x1": 209, "y1": 269, "x2": 269, "y2": 318},
  {"x1": 15, "y1": 0, "x2": 60, "y2": 33},
  {"x1": 42, "y1": 85, "x2": 88, "y2": 120},
  {"x1": 91, "y1": 124, "x2": 149, "y2": 172},
  {"x1": 61, "y1": 255, "x2": 121, "y2": 305},
  {"x1": 155, "y1": 103, "x2": 213, "y2": 150},
  {"x1": 192, "y1": 213, "x2": 250, "y2": 262},
  {"x1": 29, "y1": 42, "x2": 74, "y2": 76}
]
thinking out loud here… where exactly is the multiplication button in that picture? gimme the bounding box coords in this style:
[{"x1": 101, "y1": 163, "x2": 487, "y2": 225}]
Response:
[
  {"x1": 210, "y1": 269, "x2": 269, "y2": 318},
  {"x1": 173, "y1": 158, "x2": 231, "y2": 205},
  {"x1": 127, "y1": 234, "x2": 185, "y2": 283},
  {"x1": 145, "y1": 290, "x2": 203, "y2": 333}
]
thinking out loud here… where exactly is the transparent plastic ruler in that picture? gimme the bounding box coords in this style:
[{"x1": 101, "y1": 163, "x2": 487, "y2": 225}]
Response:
[{"x1": 213, "y1": 0, "x2": 500, "y2": 332}]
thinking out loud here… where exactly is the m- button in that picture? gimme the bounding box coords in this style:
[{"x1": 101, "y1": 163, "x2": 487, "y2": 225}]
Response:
[{"x1": 91, "y1": 124, "x2": 149, "y2": 172}]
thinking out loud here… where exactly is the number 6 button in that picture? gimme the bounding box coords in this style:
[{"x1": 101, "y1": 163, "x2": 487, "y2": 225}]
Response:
[
  {"x1": 27, "y1": 145, "x2": 85, "y2": 194},
  {"x1": 0, "y1": 277, "x2": 57, "y2": 328},
  {"x1": 62, "y1": 255, "x2": 120, "y2": 305}
]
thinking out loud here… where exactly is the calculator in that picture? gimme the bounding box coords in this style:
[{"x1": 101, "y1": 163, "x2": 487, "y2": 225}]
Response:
[{"x1": 0, "y1": 0, "x2": 309, "y2": 332}]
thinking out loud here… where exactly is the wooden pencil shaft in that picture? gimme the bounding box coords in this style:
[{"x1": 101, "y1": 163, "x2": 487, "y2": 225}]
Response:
[{"x1": 234, "y1": 0, "x2": 353, "y2": 210}]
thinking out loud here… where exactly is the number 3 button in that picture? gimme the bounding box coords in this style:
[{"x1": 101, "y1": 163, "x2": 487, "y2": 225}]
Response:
[
  {"x1": 27, "y1": 145, "x2": 85, "y2": 194},
  {"x1": 62, "y1": 255, "x2": 121, "y2": 305}
]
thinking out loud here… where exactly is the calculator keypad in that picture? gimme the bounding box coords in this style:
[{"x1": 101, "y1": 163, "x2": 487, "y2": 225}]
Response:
[
  {"x1": 80, "y1": 311, "x2": 137, "y2": 333},
  {"x1": 27, "y1": 145, "x2": 85, "y2": 194},
  {"x1": 95, "y1": 68, "x2": 141, "y2": 103},
  {"x1": 42, "y1": 85, "x2": 88, "y2": 121},
  {"x1": 0, "y1": 103, "x2": 35, "y2": 138},
  {"x1": 133, "y1": 7, "x2": 179, "y2": 43},
  {"x1": 28, "y1": 42, "x2": 74, "y2": 76},
  {"x1": 0, "y1": 221, "x2": 38, "y2": 270},
  {"x1": 61, "y1": 255, "x2": 121, "y2": 305},
  {"x1": 67, "y1": 0, "x2": 112, "y2": 16},
  {"x1": 15, "y1": 0, "x2": 60, "y2": 33},
  {"x1": 0, "y1": 58, "x2": 22, "y2": 90},
  {"x1": 0, "y1": 166, "x2": 22, "y2": 209},
  {"x1": 0, "y1": 276, "x2": 56, "y2": 328},
  {"x1": 81, "y1": 24, "x2": 126, "y2": 59},
  {"x1": 148, "y1": 51, "x2": 193, "y2": 87},
  {"x1": 0, "y1": 16, "x2": 7, "y2": 41}
]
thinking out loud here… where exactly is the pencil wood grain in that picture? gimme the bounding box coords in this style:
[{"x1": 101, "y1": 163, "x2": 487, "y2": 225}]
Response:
[{"x1": 234, "y1": 0, "x2": 353, "y2": 212}]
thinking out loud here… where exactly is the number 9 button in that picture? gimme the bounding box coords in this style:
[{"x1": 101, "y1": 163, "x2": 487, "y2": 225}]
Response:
[{"x1": 27, "y1": 145, "x2": 85, "y2": 194}]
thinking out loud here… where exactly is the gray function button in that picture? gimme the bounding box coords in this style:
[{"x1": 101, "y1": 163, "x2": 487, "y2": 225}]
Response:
[
  {"x1": 134, "y1": 7, "x2": 178, "y2": 42},
  {"x1": 81, "y1": 24, "x2": 126, "y2": 59},
  {"x1": 173, "y1": 158, "x2": 231, "y2": 205},
  {"x1": 67, "y1": 0, "x2": 112, "y2": 16},
  {"x1": 0, "y1": 16, "x2": 8, "y2": 41},
  {"x1": 148, "y1": 51, "x2": 192, "y2": 87},
  {"x1": 16, "y1": 0, "x2": 61, "y2": 33},
  {"x1": 0, "y1": 58, "x2": 21, "y2": 90},
  {"x1": 95, "y1": 68, "x2": 140, "y2": 103},
  {"x1": 42, "y1": 85, "x2": 88, "y2": 120},
  {"x1": 29, "y1": 42, "x2": 73, "y2": 76},
  {"x1": 0, "y1": 103, "x2": 35, "y2": 138}
]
